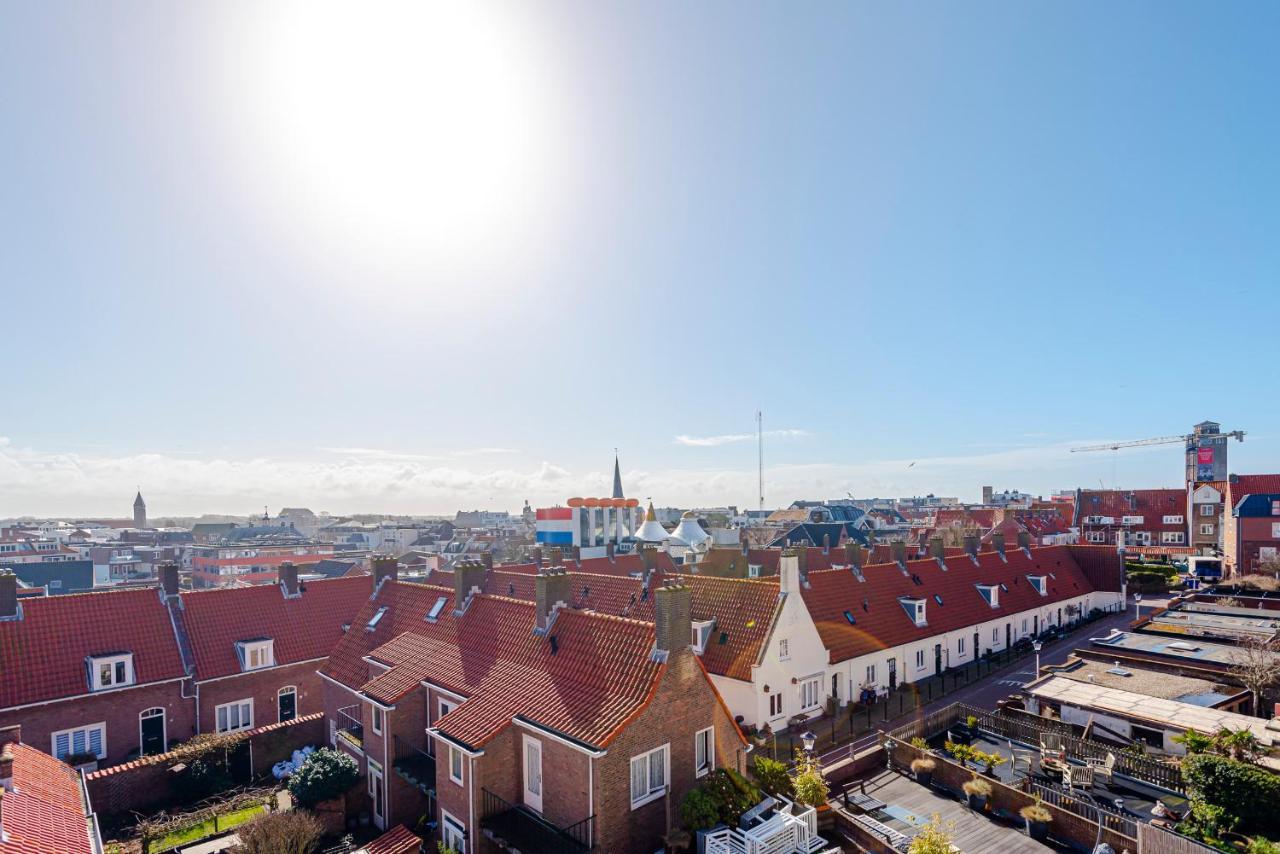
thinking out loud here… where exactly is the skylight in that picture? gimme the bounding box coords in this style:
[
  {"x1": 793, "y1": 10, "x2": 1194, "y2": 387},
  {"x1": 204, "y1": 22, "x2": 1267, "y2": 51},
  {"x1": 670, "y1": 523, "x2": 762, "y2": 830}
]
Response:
[
  {"x1": 426, "y1": 597, "x2": 447, "y2": 622},
  {"x1": 933, "y1": 594, "x2": 943, "y2": 606},
  {"x1": 366, "y1": 606, "x2": 388, "y2": 631},
  {"x1": 1168, "y1": 641, "x2": 1201, "y2": 652},
  {"x1": 843, "y1": 610, "x2": 856, "y2": 625}
]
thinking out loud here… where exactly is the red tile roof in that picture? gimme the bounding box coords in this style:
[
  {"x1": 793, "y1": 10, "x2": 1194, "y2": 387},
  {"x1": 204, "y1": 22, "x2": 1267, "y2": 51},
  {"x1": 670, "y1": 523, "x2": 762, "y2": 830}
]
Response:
[
  {"x1": 0, "y1": 742, "x2": 93, "y2": 853},
  {"x1": 1227, "y1": 475, "x2": 1280, "y2": 509},
  {"x1": 1075, "y1": 489, "x2": 1187, "y2": 531},
  {"x1": 802, "y1": 545, "x2": 1106, "y2": 664},
  {"x1": 0, "y1": 588, "x2": 186, "y2": 710},
  {"x1": 361, "y1": 824, "x2": 422, "y2": 854},
  {"x1": 180, "y1": 575, "x2": 371, "y2": 681}
]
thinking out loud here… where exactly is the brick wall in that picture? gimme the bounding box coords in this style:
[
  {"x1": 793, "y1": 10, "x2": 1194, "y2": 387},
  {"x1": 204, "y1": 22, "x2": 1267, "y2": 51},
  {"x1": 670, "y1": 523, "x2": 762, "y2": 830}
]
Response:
[
  {"x1": 197, "y1": 659, "x2": 326, "y2": 735},
  {"x1": 86, "y1": 711, "x2": 324, "y2": 819},
  {"x1": 0, "y1": 681, "x2": 193, "y2": 767}
]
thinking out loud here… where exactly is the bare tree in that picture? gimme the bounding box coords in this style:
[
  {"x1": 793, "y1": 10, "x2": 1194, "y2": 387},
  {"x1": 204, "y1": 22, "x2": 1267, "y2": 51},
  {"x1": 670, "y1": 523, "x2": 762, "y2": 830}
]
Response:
[{"x1": 1228, "y1": 636, "x2": 1280, "y2": 717}]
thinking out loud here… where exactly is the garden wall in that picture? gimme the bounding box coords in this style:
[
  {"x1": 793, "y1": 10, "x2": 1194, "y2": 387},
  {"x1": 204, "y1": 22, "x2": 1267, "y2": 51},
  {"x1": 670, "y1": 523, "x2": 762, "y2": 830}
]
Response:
[{"x1": 87, "y1": 712, "x2": 324, "y2": 819}]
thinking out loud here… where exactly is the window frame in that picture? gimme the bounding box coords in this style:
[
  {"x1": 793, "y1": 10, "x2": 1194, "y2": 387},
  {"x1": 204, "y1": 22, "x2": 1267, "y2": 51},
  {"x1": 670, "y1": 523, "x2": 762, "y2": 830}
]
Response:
[
  {"x1": 441, "y1": 809, "x2": 467, "y2": 853},
  {"x1": 51, "y1": 722, "x2": 107, "y2": 761},
  {"x1": 449, "y1": 745, "x2": 464, "y2": 786},
  {"x1": 370, "y1": 703, "x2": 383, "y2": 735},
  {"x1": 914, "y1": 649, "x2": 925, "y2": 669},
  {"x1": 236, "y1": 639, "x2": 275, "y2": 672},
  {"x1": 88, "y1": 653, "x2": 135, "y2": 691},
  {"x1": 214, "y1": 698, "x2": 254, "y2": 733},
  {"x1": 778, "y1": 638, "x2": 790, "y2": 661},
  {"x1": 629, "y1": 743, "x2": 670, "y2": 809},
  {"x1": 799, "y1": 677, "x2": 821, "y2": 711},
  {"x1": 691, "y1": 620, "x2": 715, "y2": 654},
  {"x1": 694, "y1": 727, "x2": 714, "y2": 778}
]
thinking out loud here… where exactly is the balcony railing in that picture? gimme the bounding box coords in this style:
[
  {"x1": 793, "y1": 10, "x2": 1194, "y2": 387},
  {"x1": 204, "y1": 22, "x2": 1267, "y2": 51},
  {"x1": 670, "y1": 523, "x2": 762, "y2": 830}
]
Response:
[
  {"x1": 335, "y1": 704, "x2": 363, "y2": 748},
  {"x1": 392, "y1": 735, "x2": 436, "y2": 796},
  {"x1": 481, "y1": 787, "x2": 593, "y2": 853}
]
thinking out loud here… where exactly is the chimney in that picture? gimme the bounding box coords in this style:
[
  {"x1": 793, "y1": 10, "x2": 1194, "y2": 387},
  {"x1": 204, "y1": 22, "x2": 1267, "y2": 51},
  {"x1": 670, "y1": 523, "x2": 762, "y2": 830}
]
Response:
[
  {"x1": 740, "y1": 538, "x2": 749, "y2": 556},
  {"x1": 653, "y1": 583, "x2": 693, "y2": 657},
  {"x1": 844, "y1": 542, "x2": 864, "y2": 569},
  {"x1": 480, "y1": 552, "x2": 493, "y2": 570},
  {"x1": 891, "y1": 541, "x2": 906, "y2": 567},
  {"x1": 534, "y1": 569, "x2": 571, "y2": 633},
  {"x1": 160, "y1": 562, "x2": 181, "y2": 597},
  {"x1": 822, "y1": 533, "x2": 832, "y2": 555},
  {"x1": 606, "y1": 542, "x2": 615, "y2": 561},
  {"x1": 641, "y1": 545, "x2": 659, "y2": 571},
  {"x1": 278, "y1": 561, "x2": 300, "y2": 597},
  {"x1": 571, "y1": 546, "x2": 582, "y2": 563},
  {"x1": 372, "y1": 554, "x2": 399, "y2": 585},
  {"x1": 0, "y1": 570, "x2": 16, "y2": 620},
  {"x1": 930, "y1": 537, "x2": 944, "y2": 561},
  {"x1": 549, "y1": 548, "x2": 563, "y2": 566},
  {"x1": 963, "y1": 535, "x2": 979, "y2": 560},
  {"x1": 982, "y1": 486, "x2": 993, "y2": 505},
  {"x1": 453, "y1": 560, "x2": 487, "y2": 615},
  {"x1": 992, "y1": 532, "x2": 1006, "y2": 557},
  {"x1": 780, "y1": 549, "x2": 801, "y2": 593},
  {"x1": 0, "y1": 726, "x2": 18, "y2": 751},
  {"x1": 1017, "y1": 530, "x2": 1031, "y2": 551},
  {"x1": 531, "y1": 547, "x2": 543, "y2": 567}
]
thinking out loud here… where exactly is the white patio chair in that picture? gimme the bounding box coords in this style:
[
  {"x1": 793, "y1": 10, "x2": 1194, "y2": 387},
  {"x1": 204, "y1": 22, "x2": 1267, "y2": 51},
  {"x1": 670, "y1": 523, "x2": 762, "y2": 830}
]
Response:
[
  {"x1": 1086, "y1": 751, "x2": 1116, "y2": 785},
  {"x1": 1064, "y1": 763, "x2": 1094, "y2": 791}
]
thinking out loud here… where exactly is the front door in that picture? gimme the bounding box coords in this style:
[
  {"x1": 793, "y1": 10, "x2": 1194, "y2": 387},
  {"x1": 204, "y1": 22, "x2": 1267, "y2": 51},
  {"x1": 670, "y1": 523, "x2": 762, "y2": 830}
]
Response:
[
  {"x1": 1033, "y1": 615, "x2": 1039, "y2": 635},
  {"x1": 278, "y1": 688, "x2": 297, "y2": 723},
  {"x1": 887, "y1": 658, "x2": 897, "y2": 689},
  {"x1": 934, "y1": 643, "x2": 943, "y2": 675},
  {"x1": 140, "y1": 708, "x2": 166, "y2": 756},
  {"x1": 523, "y1": 736, "x2": 543, "y2": 813},
  {"x1": 1005, "y1": 623, "x2": 1011, "y2": 649},
  {"x1": 972, "y1": 632, "x2": 979, "y2": 661},
  {"x1": 368, "y1": 760, "x2": 385, "y2": 829}
]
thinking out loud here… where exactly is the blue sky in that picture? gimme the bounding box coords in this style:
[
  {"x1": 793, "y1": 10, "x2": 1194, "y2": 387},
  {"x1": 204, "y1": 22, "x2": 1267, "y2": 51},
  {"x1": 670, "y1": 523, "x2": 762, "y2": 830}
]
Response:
[{"x1": 2, "y1": 2, "x2": 1278, "y2": 516}]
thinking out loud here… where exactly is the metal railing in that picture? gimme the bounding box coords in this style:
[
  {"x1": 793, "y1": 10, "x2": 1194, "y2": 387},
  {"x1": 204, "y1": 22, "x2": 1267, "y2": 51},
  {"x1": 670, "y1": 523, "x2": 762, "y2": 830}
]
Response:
[
  {"x1": 335, "y1": 704, "x2": 363, "y2": 746},
  {"x1": 392, "y1": 735, "x2": 436, "y2": 794},
  {"x1": 480, "y1": 787, "x2": 593, "y2": 852},
  {"x1": 1023, "y1": 778, "x2": 1139, "y2": 839}
]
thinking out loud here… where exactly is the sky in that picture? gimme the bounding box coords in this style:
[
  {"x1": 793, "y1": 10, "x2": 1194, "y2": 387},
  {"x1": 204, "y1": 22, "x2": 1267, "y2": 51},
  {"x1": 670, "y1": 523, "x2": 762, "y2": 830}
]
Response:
[{"x1": 2, "y1": 2, "x2": 1279, "y2": 518}]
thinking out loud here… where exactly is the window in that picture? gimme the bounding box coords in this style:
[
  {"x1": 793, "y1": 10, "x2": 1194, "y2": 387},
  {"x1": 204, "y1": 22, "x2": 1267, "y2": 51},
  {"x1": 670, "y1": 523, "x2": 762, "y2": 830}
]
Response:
[
  {"x1": 449, "y1": 745, "x2": 464, "y2": 785},
  {"x1": 1122, "y1": 515, "x2": 1144, "y2": 525},
  {"x1": 215, "y1": 699, "x2": 253, "y2": 733},
  {"x1": 52, "y1": 723, "x2": 106, "y2": 761},
  {"x1": 993, "y1": 628, "x2": 998, "y2": 643},
  {"x1": 371, "y1": 704, "x2": 383, "y2": 735},
  {"x1": 799, "y1": 677, "x2": 820, "y2": 711},
  {"x1": 426, "y1": 596, "x2": 448, "y2": 622},
  {"x1": 629, "y1": 744, "x2": 669, "y2": 808},
  {"x1": 694, "y1": 727, "x2": 714, "y2": 777},
  {"x1": 1200, "y1": 524, "x2": 1215, "y2": 536},
  {"x1": 1130, "y1": 724, "x2": 1164, "y2": 749},
  {"x1": 769, "y1": 692, "x2": 783, "y2": 718},
  {"x1": 88, "y1": 654, "x2": 134, "y2": 691},
  {"x1": 915, "y1": 649, "x2": 925, "y2": 669},
  {"x1": 366, "y1": 607, "x2": 388, "y2": 631},
  {"x1": 1161, "y1": 531, "x2": 1186, "y2": 544},
  {"x1": 441, "y1": 811, "x2": 467, "y2": 853},
  {"x1": 958, "y1": 637, "x2": 966, "y2": 654},
  {"x1": 1163, "y1": 515, "x2": 1184, "y2": 524},
  {"x1": 1086, "y1": 531, "x2": 1107, "y2": 544},
  {"x1": 1027, "y1": 576, "x2": 1047, "y2": 596},
  {"x1": 236, "y1": 640, "x2": 274, "y2": 671},
  {"x1": 1273, "y1": 523, "x2": 1280, "y2": 540},
  {"x1": 865, "y1": 664, "x2": 876, "y2": 684},
  {"x1": 899, "y1": 598, "x2": 926, "y2": 626},
  {"x1": 692, "y1": 620, "x2": 715, "y2": 653},
  {"x1": 1021, "y1": 619, "x2": 1028, "y2": 632},
  {"x1": 748, "y1": 564, "x2": 762, "y2": 578},
  {"x1": 1200, "y1": 504, "x2": 1216, "y2": 516},
  {"x1": 778, "y1": 639, "x2": 790, "y2": 660},
  {"x1": 976, "y1": 585, "x2": 999, "y2": 608}
]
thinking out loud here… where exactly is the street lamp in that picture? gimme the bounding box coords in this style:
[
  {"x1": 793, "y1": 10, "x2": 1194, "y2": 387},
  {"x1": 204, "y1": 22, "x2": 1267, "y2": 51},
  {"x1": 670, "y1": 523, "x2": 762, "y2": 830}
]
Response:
[
  {"x1": 801, "y1": 730, "x2": 817, "y2": 754},
  {"x1": 1032, "y1": 640, "x2": 1042, "y2": 676},
  {"x1": 1134, "y1": 593, "x2": 1144, "y2": 620}
]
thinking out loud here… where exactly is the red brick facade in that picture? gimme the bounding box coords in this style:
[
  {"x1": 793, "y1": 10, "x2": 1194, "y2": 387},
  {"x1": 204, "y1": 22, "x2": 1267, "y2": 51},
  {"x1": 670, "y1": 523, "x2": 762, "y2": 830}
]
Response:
[{"x1": 196, "y1": 659, "x2": 326, "y2": 735}]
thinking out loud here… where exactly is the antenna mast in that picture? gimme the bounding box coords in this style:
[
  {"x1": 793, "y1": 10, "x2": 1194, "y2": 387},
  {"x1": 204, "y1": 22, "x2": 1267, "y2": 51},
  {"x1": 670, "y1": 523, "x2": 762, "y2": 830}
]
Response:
[{"x1": 757, "y1": 409, "x2": 764, "y2": 511}]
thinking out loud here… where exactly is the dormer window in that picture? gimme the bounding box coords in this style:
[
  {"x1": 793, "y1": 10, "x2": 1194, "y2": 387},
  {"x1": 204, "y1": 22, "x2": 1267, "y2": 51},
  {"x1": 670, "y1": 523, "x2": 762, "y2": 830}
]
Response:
[
  {"x1": 88, "y1": 653, "x2": 134, "y2": 691},
  {"x1": 691, "y1": 619, "x2": 716, "y2": 654},
  {"x1": 976, "y1": 584, "x2": 999, "y2": 608},
  {"x1": 426, "y1": 597, "x2": 448, "y2": 622},
  {"x1": 237, "y1": 639, "x2": 275, "y2": 671},
  {"x1": 1027, "y1": 576, "x2": 1047, "y2": 596},
  {"x1": 898, "y1": 597, "x2": 927, "y2": 627}
]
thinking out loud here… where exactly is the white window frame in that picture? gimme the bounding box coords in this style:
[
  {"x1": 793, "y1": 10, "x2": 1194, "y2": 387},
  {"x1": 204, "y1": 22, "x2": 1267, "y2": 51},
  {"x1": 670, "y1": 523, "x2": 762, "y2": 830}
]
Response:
[
  {"x1": 1163, "y1": 515, "x2": 1184, "y2": 525},
  {"x1": 865, "y1": 664, "x2": 876, "y2": 684},
  {"x1": 977, "y1": 585, "x2": 999, "y2": 608},
  {"x1": 778, "y1": 638, "x2": 790, "y2": 661},
  {"x1": 88, "y1": 653, "x2": 134, "y2": 691},
  {"x1": 768, "y1": 692, "x2": 783, "y2": 718},
  {"x1": 1161, "y1": 532, "x2": 1186, "y2": 544},
  {"x1": 370, "y1": 703, "x2": 383, "y2": 735},
  {"x1": 629, "y1": 744, "x2": 670, "y2": 809},
  {"x1": 1200, "y1": 524, "x2": 1215, "y2": 536},
  {"x1": 694, "y1": 726, "x2": 714, "y2": 778},
  {"x1": 691, "y1": 620, "x2": 715, "y2": 654},
  {"x1": 958, "y1": 637, "x2": 966, "y2": 655},
  {"x1": 449, "y1": 745, "x2": 464, "y2": 786},
  {"x1": 1200, "y1": 504, "x2": 1216, "y2": 516},
  {"x1": 441, "y1": 809, "x2": 467, "y2": 853},
  {"x1": 1086, "y1": 531, "x2": 1106, "y2": 544},
  {"x1": 215, "y1": 698, "x2": 254, "y2": 733},
  {"x1": 914, "y1": 649, "x2": 925, "y2": 669},
  {"x1": 51, "y1": 722, "x2": 106, "y2": 761},
  {"x1": 799, "y1": 677, "x2": 821, "y2": 711},
  {"x1": 748, "y1": 564, "x2": 762, "y2": 578},
  {"x1": 1027, "y1": 576, "x2": 1047, "y2": 596},
  {"x1": 236, "y1": 639, "x2": 275, "y2": 672}
]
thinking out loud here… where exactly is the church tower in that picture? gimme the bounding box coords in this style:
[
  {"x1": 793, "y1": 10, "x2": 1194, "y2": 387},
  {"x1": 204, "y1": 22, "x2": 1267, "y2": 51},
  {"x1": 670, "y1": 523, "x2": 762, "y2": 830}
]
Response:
[{"x1": 133, "y1": 491, "x2": 147, "y2": 529}]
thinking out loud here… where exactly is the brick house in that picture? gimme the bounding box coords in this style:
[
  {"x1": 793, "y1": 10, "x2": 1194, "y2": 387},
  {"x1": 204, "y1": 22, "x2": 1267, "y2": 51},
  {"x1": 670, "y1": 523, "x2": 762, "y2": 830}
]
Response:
[
  {"x1": 1190, "y1": 481, "x2": 1227, "y2": 555},
  {"x1": 0, "y1": 569, "x2": 191, "y2": 767},
  {"x1": 1226, "y1": 493, "x2": 1280, "y2": 577},
  {"x1": 319, "y1": 558, "x2": 748, "y2": 853},
  {"x1": 1223, "y1": 475, "x2": 1280, "y2": 575},
  {"x1": 0, "y1": 724, "x2": 99, "y2": 853},
  {"x1": 1074, "y1": 488, "x2": 1188, "y2": 548},
  {"x1": 176, "y1": 564, "x2": 370, "y2": 736}
]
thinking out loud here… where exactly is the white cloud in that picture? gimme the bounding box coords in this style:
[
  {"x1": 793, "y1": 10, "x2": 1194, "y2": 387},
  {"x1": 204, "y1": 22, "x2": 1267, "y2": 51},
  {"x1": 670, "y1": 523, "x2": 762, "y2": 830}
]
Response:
[{"x1": 675, "y1": 429, "x2": 808, "y2": 447}]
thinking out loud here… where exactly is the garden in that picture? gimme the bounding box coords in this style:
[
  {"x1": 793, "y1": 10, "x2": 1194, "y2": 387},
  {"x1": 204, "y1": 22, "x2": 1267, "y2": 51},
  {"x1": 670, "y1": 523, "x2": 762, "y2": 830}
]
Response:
[{"x1": 1168, "y1": 727, "x2": 1280, "y2": 853}]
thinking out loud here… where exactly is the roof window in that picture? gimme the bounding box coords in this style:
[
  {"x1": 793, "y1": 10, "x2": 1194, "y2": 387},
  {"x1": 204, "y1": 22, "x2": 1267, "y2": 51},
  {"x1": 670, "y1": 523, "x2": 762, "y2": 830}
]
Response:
[
  {"x1": 1027, "y1": 575, "x2": 1048, "y2": 596},
  {"x1": 898, "y1": 597, "x2": 927, "y2": 627},
  {"x1": 426, "y1": 596, "x2": 447, "y2": 622},
  {"x1": 843, "y1": 610, "x2": 857, "y2": 625},
  {"x1": 366, "y1": 606, "x2": 388, "y2": 631},
  {"x1": 88, "y1": 653, "x2": 134, "y2": 691},
  {"x1": 235, "y1": 639, "x2": 274, "y2": 671},
  {"x1": 976, "y1": 584, "x2": 999, "y2": 608}
]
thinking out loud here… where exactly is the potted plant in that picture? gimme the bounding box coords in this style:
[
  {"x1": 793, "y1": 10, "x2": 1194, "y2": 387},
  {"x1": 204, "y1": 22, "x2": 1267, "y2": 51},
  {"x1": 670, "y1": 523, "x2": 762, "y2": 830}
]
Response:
[
  {"x1": 754, "y1": 723, "x2": 772, "y2": 748},
  {"x1": 63, "y1": 751, "x2": 99, "y2": 772},
  {"x1": 982, "y1": 751, "x2": 1007, "y2": 778},
  {"x1": 963, "y1": 775, "x2": 992, "y2": 811},
  {"x1": 908, "y1": 813, "x2": 956, "y2": 854},
  {"x1": 1020, "y1": 798, "x2": 1052, "y2": 841},
  {"x1": 789, "y1": 751, "x2": 830, "y2": 810},
  {"x1": 911, "y1": 757, "x2": 937, "y2": 787}
]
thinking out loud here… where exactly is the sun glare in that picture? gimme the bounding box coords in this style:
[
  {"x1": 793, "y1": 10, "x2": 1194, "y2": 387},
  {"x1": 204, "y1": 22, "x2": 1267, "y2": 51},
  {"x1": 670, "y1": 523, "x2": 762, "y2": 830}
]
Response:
[{"x1": 226, "y1": 2, "x2": 565, "y2": 279}]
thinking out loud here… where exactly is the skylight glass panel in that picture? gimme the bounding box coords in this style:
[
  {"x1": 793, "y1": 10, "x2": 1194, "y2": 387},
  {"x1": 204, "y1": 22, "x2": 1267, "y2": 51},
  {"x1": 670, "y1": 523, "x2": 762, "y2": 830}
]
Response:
[
  {"x1": 367, "y1": 606, "x2": 388, "y2": 630},
  {"x1": 426, "y1": 597, "x2": 447, "y2": 621}
]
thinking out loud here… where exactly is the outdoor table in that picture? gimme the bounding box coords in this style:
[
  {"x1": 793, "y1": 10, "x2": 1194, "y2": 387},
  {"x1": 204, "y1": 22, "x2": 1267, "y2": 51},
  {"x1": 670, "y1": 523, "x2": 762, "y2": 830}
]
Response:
[{"x1": 1040, "y1": 757, "x2": 1068, "y2": 781}]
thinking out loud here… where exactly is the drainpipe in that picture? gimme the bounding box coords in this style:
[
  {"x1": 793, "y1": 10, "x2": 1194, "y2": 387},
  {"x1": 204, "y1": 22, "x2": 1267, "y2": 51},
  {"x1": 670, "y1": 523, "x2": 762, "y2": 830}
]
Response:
[{"x1": 588, "y1": 755, "x2": 594, "y2": 849}]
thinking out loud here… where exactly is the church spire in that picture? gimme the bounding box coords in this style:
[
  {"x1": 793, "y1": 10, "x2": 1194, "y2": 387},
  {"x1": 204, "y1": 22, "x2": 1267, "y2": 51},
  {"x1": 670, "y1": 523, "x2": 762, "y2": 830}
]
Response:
[{"x1": 612, "y1": 453, "x2": 624, "y2": 499}]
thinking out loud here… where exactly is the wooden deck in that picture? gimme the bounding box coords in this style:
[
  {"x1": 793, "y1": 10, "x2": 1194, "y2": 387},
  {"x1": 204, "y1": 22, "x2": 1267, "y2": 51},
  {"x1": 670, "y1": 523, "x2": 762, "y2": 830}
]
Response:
[{"x1": 844, "y1": 770, "x2": 1066, "y2": 853}]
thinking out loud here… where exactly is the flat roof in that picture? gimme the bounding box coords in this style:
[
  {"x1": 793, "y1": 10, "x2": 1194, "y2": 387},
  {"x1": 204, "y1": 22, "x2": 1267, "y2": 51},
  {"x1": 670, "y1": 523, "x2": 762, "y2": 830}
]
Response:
[
  {"x1": 1148, "y1": 610, "x2": 1280, "y2": 639},
  {"x1": 1050, "y1": 659, "x2": 1240, "y2": 706},
  {"x1": 1027, "y1": 675, "x2": 1280, "y2": 748},
  {"x1": 1090, "y1": 630, "x2": 1276, "y2": 667},
  {"x1": 1176, "y1": 601, "x2": 1280, "y2": 618}
]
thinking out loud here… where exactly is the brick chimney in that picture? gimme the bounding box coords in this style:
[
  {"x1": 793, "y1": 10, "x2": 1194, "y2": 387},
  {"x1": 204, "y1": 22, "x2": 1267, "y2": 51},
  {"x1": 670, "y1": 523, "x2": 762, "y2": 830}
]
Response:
[
  {"x1": 534, "y1": 569, "x2": 571, "y2": 633},
  {"x1": 653, "y1": 583, "x2": 693, "y2": 657},
  {"x1": 0, "y1": 570, "x2": 16, "y2": 621},
  {"x1": 1017, "y1": 530, "x2": 1032, "y2": 551},
  {"x1": 606, "y1": 542, "x2": 615, "y2": 561},
  {"x1": 480, "y1": 552, "x2": 493, "y2": 570},
  {"x1": 794, "y1": 548, "x2": 809, "y2": 582},
  {"x1": 641, "y1": 545, "x2": 659, "y2": 571},
  {"x1": 453, "y1": 560, "x2": 487, "y2": 615},
  {"x1": 373, "y1": 555, "x2": 399, "y2": 585},
  {"x1": 549, "y1": 548, "x2": 563, "y2": 566},
  {"x1": 571, "y1": 546, "x2": 582, "y2": 563},
  {"x1": 278, "y1": 561, "x2": 300, "y2": 597},
  {"x1": 780, "y1": 549, "x2": 801, "y2": 593},
  {"x1": 531, "y1": 547, "x2": 543, "y2": 567},
  {"x1": 992, "y1": 532, "x2": 1006, "y2": 557},
  {"x1": 891, "y1": 541, "x2": 906, "y2": 567},
  {"x1": 963, "y1": 535, "x2": 979, "y2": 560},
  {"x1": 160, "y1": 562, "x2": 181, "y2": 597},
  {"x1": 845, "y1": 542, "x2": 865, "y2": 569},
  {"x1": 930, "y1": 537, "x2": 945, "y2": 561}
]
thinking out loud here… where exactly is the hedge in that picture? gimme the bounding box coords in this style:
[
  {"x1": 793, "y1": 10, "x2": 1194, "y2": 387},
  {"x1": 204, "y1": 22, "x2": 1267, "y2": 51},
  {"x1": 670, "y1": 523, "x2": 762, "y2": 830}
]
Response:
[{"x1": 1183, "y1": 753, "x2": 1280, "y2": 835}]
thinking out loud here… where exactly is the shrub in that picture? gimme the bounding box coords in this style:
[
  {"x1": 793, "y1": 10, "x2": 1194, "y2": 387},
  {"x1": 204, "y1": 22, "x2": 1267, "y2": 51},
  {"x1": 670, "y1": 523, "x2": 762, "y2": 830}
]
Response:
[
  {"x1": 962, "y1": 777, "x2": 992, "y2": 797},
  {"x1": 789, "y1": 752, "x2": 829, "y2": 808},
  {"x1": 233, "y1": 811, "x2": 323, "y2": 854},
  {"x1": 750, "y1": 755, "x2": 793, "y2": 799},
  {"x1": 1248, "y1": 838, "x2": 1280, "y2": 854},
  {"x1": 287, "y1": 748, "x2": 360, "y2": 808},
  {"x1": 909, "y1": 814, "x2": 956, "y2": 854},
  {"x1": 910, "y1": 757, "x2": 936, "y2": 774},
  {"x1": 909, "y1": 737, "x2": 928, "y2": 749},
  {"x1": 680, "y1": 788, "x2": 722, "y2": 832},
  {"x1": 175, "y1": 758, "x2": 234, "y2": 803},
  {"x1": 1183, "y1": 753, "x2": 1280, "y2": 835},
  {"x1": 698, "y1": 769, "x2": 760, "y2": 825},
  {"x1": 1173, "y1": 728, "x2": 1214, "y2": 755},
  {"x1": 1020, "y1": 803, "x2": 1052, "y2": 823}
]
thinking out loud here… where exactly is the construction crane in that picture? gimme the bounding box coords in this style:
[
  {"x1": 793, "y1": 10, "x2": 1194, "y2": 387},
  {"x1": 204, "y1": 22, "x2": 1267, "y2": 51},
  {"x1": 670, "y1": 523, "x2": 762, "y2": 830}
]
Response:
[{"x1": 1070, "y1": 430, "x2": 1245, "y2": 453}]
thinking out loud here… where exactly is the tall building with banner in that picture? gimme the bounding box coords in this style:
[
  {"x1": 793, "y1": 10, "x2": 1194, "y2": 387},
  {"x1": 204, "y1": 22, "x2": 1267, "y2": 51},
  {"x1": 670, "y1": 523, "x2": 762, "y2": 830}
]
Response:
[{"x1": 1186, "y1": 421, "x2": 1231, "y2": 486}]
